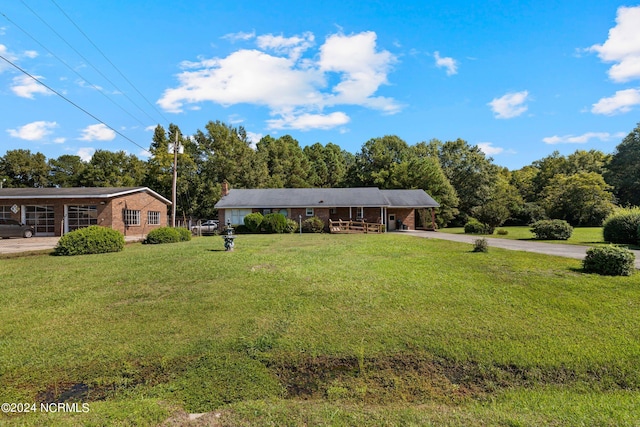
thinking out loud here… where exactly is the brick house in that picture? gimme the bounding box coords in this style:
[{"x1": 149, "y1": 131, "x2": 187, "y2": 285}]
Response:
[
  {"x1": 214, "y1": 184, "x2": 440, "y2": 231},
  {"x1": 0, "y1": 187, "x2": 171, "y2": 237}
]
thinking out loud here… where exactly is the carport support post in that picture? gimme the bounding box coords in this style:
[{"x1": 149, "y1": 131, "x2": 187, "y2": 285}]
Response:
[{"x1": 299, "y1": 215, "x2": 302, "y2": 235}]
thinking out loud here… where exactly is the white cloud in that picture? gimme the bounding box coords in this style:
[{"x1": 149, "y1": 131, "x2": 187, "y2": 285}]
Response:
[
  {"x1": 23, "y1": 50, "x2": 38, "y2": 59},
  {"x1": 588, "y1": 6, "x2": 640, "y2": 82},
  {"x1": 79, "y1": 124, "x2": 116, "y2": 141},
  {"x1": 257, "y1": 32, "x2": 314, "y2": 60},
  {"x1": 488, "y1": 91, "x2": 529, "y2": 119},
  {"x1": 267, "y1": 111, "x2": 350, "y2": 131},
  {"x1": 0, "y1": 44, "x2": 17, "y2": 72},
  {"x1": 10, "y1": 75, "x2": 52, "y2": 98},
  {"x1": 53, "y1": 137, "x2": 66, "y2": 144},
  {"x1": 246, "y1": 131, "x2": 262, "y2": 149},
  {"x1": 158, "y1": 30, "x2": 399, "y2": 130},
  {"x1": 222, "y1": 31, "x2": 256, "y2": 42},
  {"x1": 145, "y1": 125, "x2": 157, "y2": 131},
  {"x1": 477, "y1": 142, "x2": 503, "y2": 155},
  {"x1": 7, "y1": 121, "x2": 57, "y2": 140},
  {"x1": 434, "y1": 51, "x2": 458, "y2": 76},
  {"x1": 76, "y1": 147, "x2": 95, "y2": 162},
  {"x1": 591, "y1": 88, "x2": 640, "y2": 115},
  {"x1": 543, "y1": 131, "x2": 626, "y2": 144}
]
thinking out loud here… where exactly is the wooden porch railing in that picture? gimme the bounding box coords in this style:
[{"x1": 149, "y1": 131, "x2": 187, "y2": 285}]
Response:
[{"x1": 329, "y1": 219, "x2": 385, "y2": 234}]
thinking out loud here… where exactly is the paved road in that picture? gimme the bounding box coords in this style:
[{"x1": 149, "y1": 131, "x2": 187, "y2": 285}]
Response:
[
  {"x1": 404, "y1": 230, "x2": 640, "y2": 269},
  {"x1": 0, "y1": 235, "x2": 146, "y2": 255}
]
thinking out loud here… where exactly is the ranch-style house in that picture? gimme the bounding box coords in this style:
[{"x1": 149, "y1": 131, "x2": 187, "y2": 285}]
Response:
[{"x1": 214, "y1": 183, "x2": 440, "y2": 232}]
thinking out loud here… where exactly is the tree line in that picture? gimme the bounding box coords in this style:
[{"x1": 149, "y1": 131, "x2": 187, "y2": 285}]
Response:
[{"x1": 1, "y1": 120, "x2": 639, "y2": 229}]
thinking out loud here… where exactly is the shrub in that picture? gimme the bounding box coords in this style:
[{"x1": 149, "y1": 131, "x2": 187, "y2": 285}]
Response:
[
  {"x1": 583, "y1": 246, "x2": 635, "y2": 276},
  {"x1": 143, "y1": 227, "x2": 183, "y2": 244},
  {"x1": 530, "y1": 219, "x2": 573, "y2": 240},
  {"x1": 603, "y1": 207, "x2": 640, "y2": 244},
  {"x1": 285, "y1": 218, "x2": 298, "y2": 233},
  {"x1": 243, "y1": 212, "x2": 264, "y2": 233},
  {"x1": 261, "y1": 213, "x2": 287, "y2": 234},
  {"x1": 472, "y1": 238, "x2": 489, "y2": 253},
  {"x1": 464, "y1": 218, "x2": 489, "y2": 235},
  {"x1": 497, "y1": 229, "x2": 509, "y2": 236},
  {"x1": 302, "y1": 216, "x2": 325, "y2": 233},
  {"x1": 176, "y1": 227, "x2": 192, "y2": 241},
  {"x1": 54, "y1": 225, "x2": 124, "y2": 256}
]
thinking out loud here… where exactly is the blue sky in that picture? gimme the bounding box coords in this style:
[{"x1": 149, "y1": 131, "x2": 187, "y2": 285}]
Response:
[{"x1": 1, "y1": 1, "x2": 639, "y2": 170}]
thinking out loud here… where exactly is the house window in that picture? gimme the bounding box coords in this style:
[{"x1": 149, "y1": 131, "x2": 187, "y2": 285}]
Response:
[
  {"x1": 0, "y1": 206, "x2": 11, "y2": 219},
  {"x1": 230, "y1": 209, "x2": 252, "y2": 225},
  {"x1": 279, "y1": 209, "x2": 288, "y2": 217},
  {"x1": 330, "y1": 208, "x2": 337, "y2": 215},
  {"x1": 262, "y1": 209, "x2": 271, "y2": 214},
  {"x1": 67, "y1": 205, "x2": 98, "y2": 231},
  {"x1": 306, "y1": 208, "x2": 314, "y2": 216},
  {"x1": 357, "y1": 207, "x2": 364, "y2": 219},
  {"x1": 148, "y1": 211, "x2": 160, "y2": 225},
  {"x1": 123, "y1": 209, "x2": 140, "y2": 226}
]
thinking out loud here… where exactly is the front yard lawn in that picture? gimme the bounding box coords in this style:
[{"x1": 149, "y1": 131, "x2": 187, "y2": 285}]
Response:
[{"x1": 1, "y1": 234, "x2": 639, "y2": 426}]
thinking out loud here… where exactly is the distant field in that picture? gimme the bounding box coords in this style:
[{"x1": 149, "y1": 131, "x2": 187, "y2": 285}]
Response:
[
  {"x1": 1, "y1": 234, "x2": 639, "y2": 426},
  {"x1": 440, "y1": 226, "x2": 606, "y2": 245}
]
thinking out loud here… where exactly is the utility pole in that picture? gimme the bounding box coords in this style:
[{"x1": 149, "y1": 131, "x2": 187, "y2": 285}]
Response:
[{"x1": 171, "y1": 131, "x2": 180, "y2": 227}]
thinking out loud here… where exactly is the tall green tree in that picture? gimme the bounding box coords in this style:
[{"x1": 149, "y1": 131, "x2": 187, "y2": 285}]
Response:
[
  {"x1": 542, "y1": 172, "x2": 616, "y2": 226},
  {"x1": 257, "y1": 135, "x2": 310, "y2": 187},
  {"x1": 348, "y1": 135, "x2": 410, "y2": 187},
  {"x1": 304, "y1": 142, "x2": 349, "y2": 187},
  {"x1": 0, "y1": 149, "x2": 49, "y2": 188},
  {"x1": 78, "y1": 150, "x2": 146, "y2": 187},
  {"x1": 434, "y1": 138, "x2": 499, "y2": 223},
  {"x1": 48, "y1": 155, "x2": 86, "y2": 187},
  {"x1": 605, "y1": 123, "x2": 640, "y2": 207}
]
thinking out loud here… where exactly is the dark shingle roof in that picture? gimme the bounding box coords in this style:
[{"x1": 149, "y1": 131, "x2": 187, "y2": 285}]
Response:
[
  {"x1": 215, "y1": 188, "x2": 439, "y2": 209},
  {"x1": 380, "y1": 189, "x2": 440, "y2": 208},
  {"x1": 0, "y1": 187, "x2": 171, "y2": 204}
]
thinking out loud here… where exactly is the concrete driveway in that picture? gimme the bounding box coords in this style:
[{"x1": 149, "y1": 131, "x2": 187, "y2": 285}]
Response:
[
  {"x1": 405, "y1": 230, "x2": 640, "y2": 269},
  {"x1": 0, "y1": 235, "x2": 146, "y2": 255}
]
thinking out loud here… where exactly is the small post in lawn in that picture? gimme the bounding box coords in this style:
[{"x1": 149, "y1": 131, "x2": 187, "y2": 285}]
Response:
[{"x1": 222, "y1": 218, "x2": 236, "y2": 251}]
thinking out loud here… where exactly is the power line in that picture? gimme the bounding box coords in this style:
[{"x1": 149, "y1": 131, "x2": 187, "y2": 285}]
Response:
[
  {"x1": 50, "y1": 0, "x2": 171, "y2": 125},
  {"x1": 18, "y1": 0, "x2": 161, "y2": 125},
  {"x1": 0, "y1": 9, "x2": 150, "y2": 128},
  {"x1": 0, "y1": 53, "x2": 149, "y2": 153}
]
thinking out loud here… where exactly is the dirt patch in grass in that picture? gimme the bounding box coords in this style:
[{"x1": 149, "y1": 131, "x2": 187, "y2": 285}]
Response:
[{"x1": 267, "y1": 352, "x2": 638, "y2": 404}]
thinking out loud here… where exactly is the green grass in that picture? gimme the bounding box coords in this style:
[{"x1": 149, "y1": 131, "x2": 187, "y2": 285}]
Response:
[
  {"x1": 1, "y1": 234, "x2": 639, "y2": 426},
  {"x1": 441, "y1": 226, "x2": 607, "y2": 245}
]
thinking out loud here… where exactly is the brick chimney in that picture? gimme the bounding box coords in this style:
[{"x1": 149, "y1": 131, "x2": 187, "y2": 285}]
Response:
[{"x1": 221, "y1": 181, "x2": 229, "y2": 197}]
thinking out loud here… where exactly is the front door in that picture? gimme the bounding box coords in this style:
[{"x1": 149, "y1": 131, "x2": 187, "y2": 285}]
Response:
[{"x1": 388, "y1": 214, "x2": 396, "y2": 231}]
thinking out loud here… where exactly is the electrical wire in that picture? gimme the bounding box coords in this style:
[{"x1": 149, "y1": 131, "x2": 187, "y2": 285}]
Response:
[
  {"x1": 50, "y1": 0, "x2": 171, "y2": 125},
  {"x1": 0, "y1": 53, "x2": 149, "y2": 152},
  {"x1": 0, "y1": 9, "x2": 150, "y2": 128},
  {"x1": 19, "y1": 0, "x2": 160, "y2": 125}
]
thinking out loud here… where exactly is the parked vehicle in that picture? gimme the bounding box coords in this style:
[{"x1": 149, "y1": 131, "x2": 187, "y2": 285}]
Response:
[
  {"x1": 191, "y1": 220, "x2": 219, "y2": 235},
  {"x1": 0, "y1": 219, "x2": 34, "y2": 238}
]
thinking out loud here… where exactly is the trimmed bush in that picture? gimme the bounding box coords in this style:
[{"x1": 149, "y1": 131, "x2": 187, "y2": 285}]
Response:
[
  {"x1": 464, "y1": 219, "x2": 489, "y2": 235},
  {"x1": 243, "y1": 212, "x2": 264, "y2": 233},
  {"x1": 472, "y1": 238, "x2": 489, "y2": 253},
  {"x1": 285, "y1": 218, "x2": 298, "y2": 233},
  {"x1": 497, "y1": 229, "x2": 509, "y2": 236},
  {"x1": 603, "y1": 207, "x2": 640, "y2": 244},
  {"x1": 302, "y1": 216, "x2": 325, "y2": 233},
  {"x1": 583, "y1": 246, "x2": 635, "y2": 276},
  {"x1": 54, "y1": 225, "x2": 124, "y2": 256},
  {"x1": 144, "y1": 227, "x2": 183, "y2": 244},
  {"x1": 176, "y1": 227, "x2": 192, "y2": 241},
  {"x1": 262, "y1": 213, "x2": 287, "y2": 234},
  {"x1": 530, "y1": 219, "x2": 573, "y2": 240}
]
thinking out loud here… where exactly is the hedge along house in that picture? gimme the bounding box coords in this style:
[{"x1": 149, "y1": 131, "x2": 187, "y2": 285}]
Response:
[
  {"x1": 0, "y1": 187, "x2": 171, "y2": 237},
  {"x1": 214, "y1": 184, "x2": 440, "y2": 232}
]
